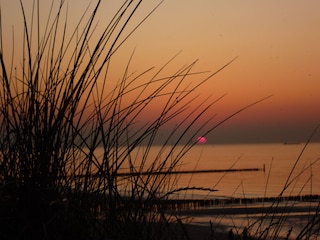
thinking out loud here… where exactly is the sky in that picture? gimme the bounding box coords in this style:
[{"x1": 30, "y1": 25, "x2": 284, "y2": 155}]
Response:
[{"x1": 1, "y1": 0, "x2": 320, "y2": 143}]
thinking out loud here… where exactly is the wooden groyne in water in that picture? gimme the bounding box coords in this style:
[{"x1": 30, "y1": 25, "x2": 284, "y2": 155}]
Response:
[
  {"x1": 159, "y1": 194, "x2": 320, "y2": 211},
  {"x1": 115, "y1": 166, "x2": 265, "y2": 177},
  {"x1": 73, "y1": 166, "x2": 265, "y2": 179}
]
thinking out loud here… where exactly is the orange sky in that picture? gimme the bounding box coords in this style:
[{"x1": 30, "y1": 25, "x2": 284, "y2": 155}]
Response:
[{"x1": 1, "y1": 0, "x2": 320, "y2": 143}]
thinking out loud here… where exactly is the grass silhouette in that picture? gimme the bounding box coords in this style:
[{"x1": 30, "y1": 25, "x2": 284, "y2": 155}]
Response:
[
  {"x1": 0, "y1": 1, "x2": 240, "y2": 238},
  {"x1": 2, "y1": 1, "x2": 315, "y2": 240}
]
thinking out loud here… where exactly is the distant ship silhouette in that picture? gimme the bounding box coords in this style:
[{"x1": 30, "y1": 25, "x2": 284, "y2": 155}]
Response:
[{"x1": 283, "y1": 141, "x2": 300, "y2": 145}]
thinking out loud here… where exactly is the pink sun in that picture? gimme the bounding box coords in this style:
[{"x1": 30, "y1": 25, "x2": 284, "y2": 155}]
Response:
[{"x1": 196, "y1": 136, "x2": 207, "y2": 144}]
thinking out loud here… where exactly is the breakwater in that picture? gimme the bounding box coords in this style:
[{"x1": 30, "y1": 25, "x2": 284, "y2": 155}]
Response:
[
  {"x1": 116, "y1": 166, "x2": 265, "y2": 177},
  {"x1": 73, "y1": 166, "x2": 265, "y2": 179},
  {"x1": 159, "y1": 194, "x2": 320, "y2": 211}
]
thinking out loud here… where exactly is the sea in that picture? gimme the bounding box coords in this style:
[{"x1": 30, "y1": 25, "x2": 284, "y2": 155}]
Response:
[{"x1": 116, "y1": 142, "x2": 320, "y2": 199}]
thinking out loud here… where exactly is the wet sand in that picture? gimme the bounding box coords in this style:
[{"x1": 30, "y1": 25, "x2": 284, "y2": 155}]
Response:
[{"x1": 174, "y1": 201, "x2": 320, "y2": 239}]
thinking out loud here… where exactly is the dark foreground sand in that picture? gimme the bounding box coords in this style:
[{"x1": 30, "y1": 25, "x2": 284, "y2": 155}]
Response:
[{"x1": 174, "y1": 201, "x2": 320, "y2": 239}]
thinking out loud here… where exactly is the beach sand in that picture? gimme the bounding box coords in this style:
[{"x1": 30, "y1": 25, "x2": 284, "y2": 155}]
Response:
[{"x1": 173, "y1": 201, "x2": 320, "y2": 239}]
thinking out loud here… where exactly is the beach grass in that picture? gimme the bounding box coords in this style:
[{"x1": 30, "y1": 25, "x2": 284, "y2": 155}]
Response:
[
  {"x1": 0, "y1": 1, "x2": 237, "y2": 239},
  {"x1": 0, "y1": 1, "x2": 319, "y2": 240}
]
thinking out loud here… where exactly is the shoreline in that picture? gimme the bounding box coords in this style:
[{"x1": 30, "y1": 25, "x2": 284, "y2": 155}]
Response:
[{"x1": 171, "y1": 198, "x2": 320, "y2": 240}]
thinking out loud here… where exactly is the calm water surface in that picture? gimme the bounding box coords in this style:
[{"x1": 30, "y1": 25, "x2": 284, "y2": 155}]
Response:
[{"x1": 120, "y1": 143, "x2": 320, "y2": 198}]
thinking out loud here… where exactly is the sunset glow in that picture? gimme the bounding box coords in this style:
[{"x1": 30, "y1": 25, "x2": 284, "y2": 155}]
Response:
[{"x1": 1, "y1": 0, "x2": 319, "y2": 143}]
